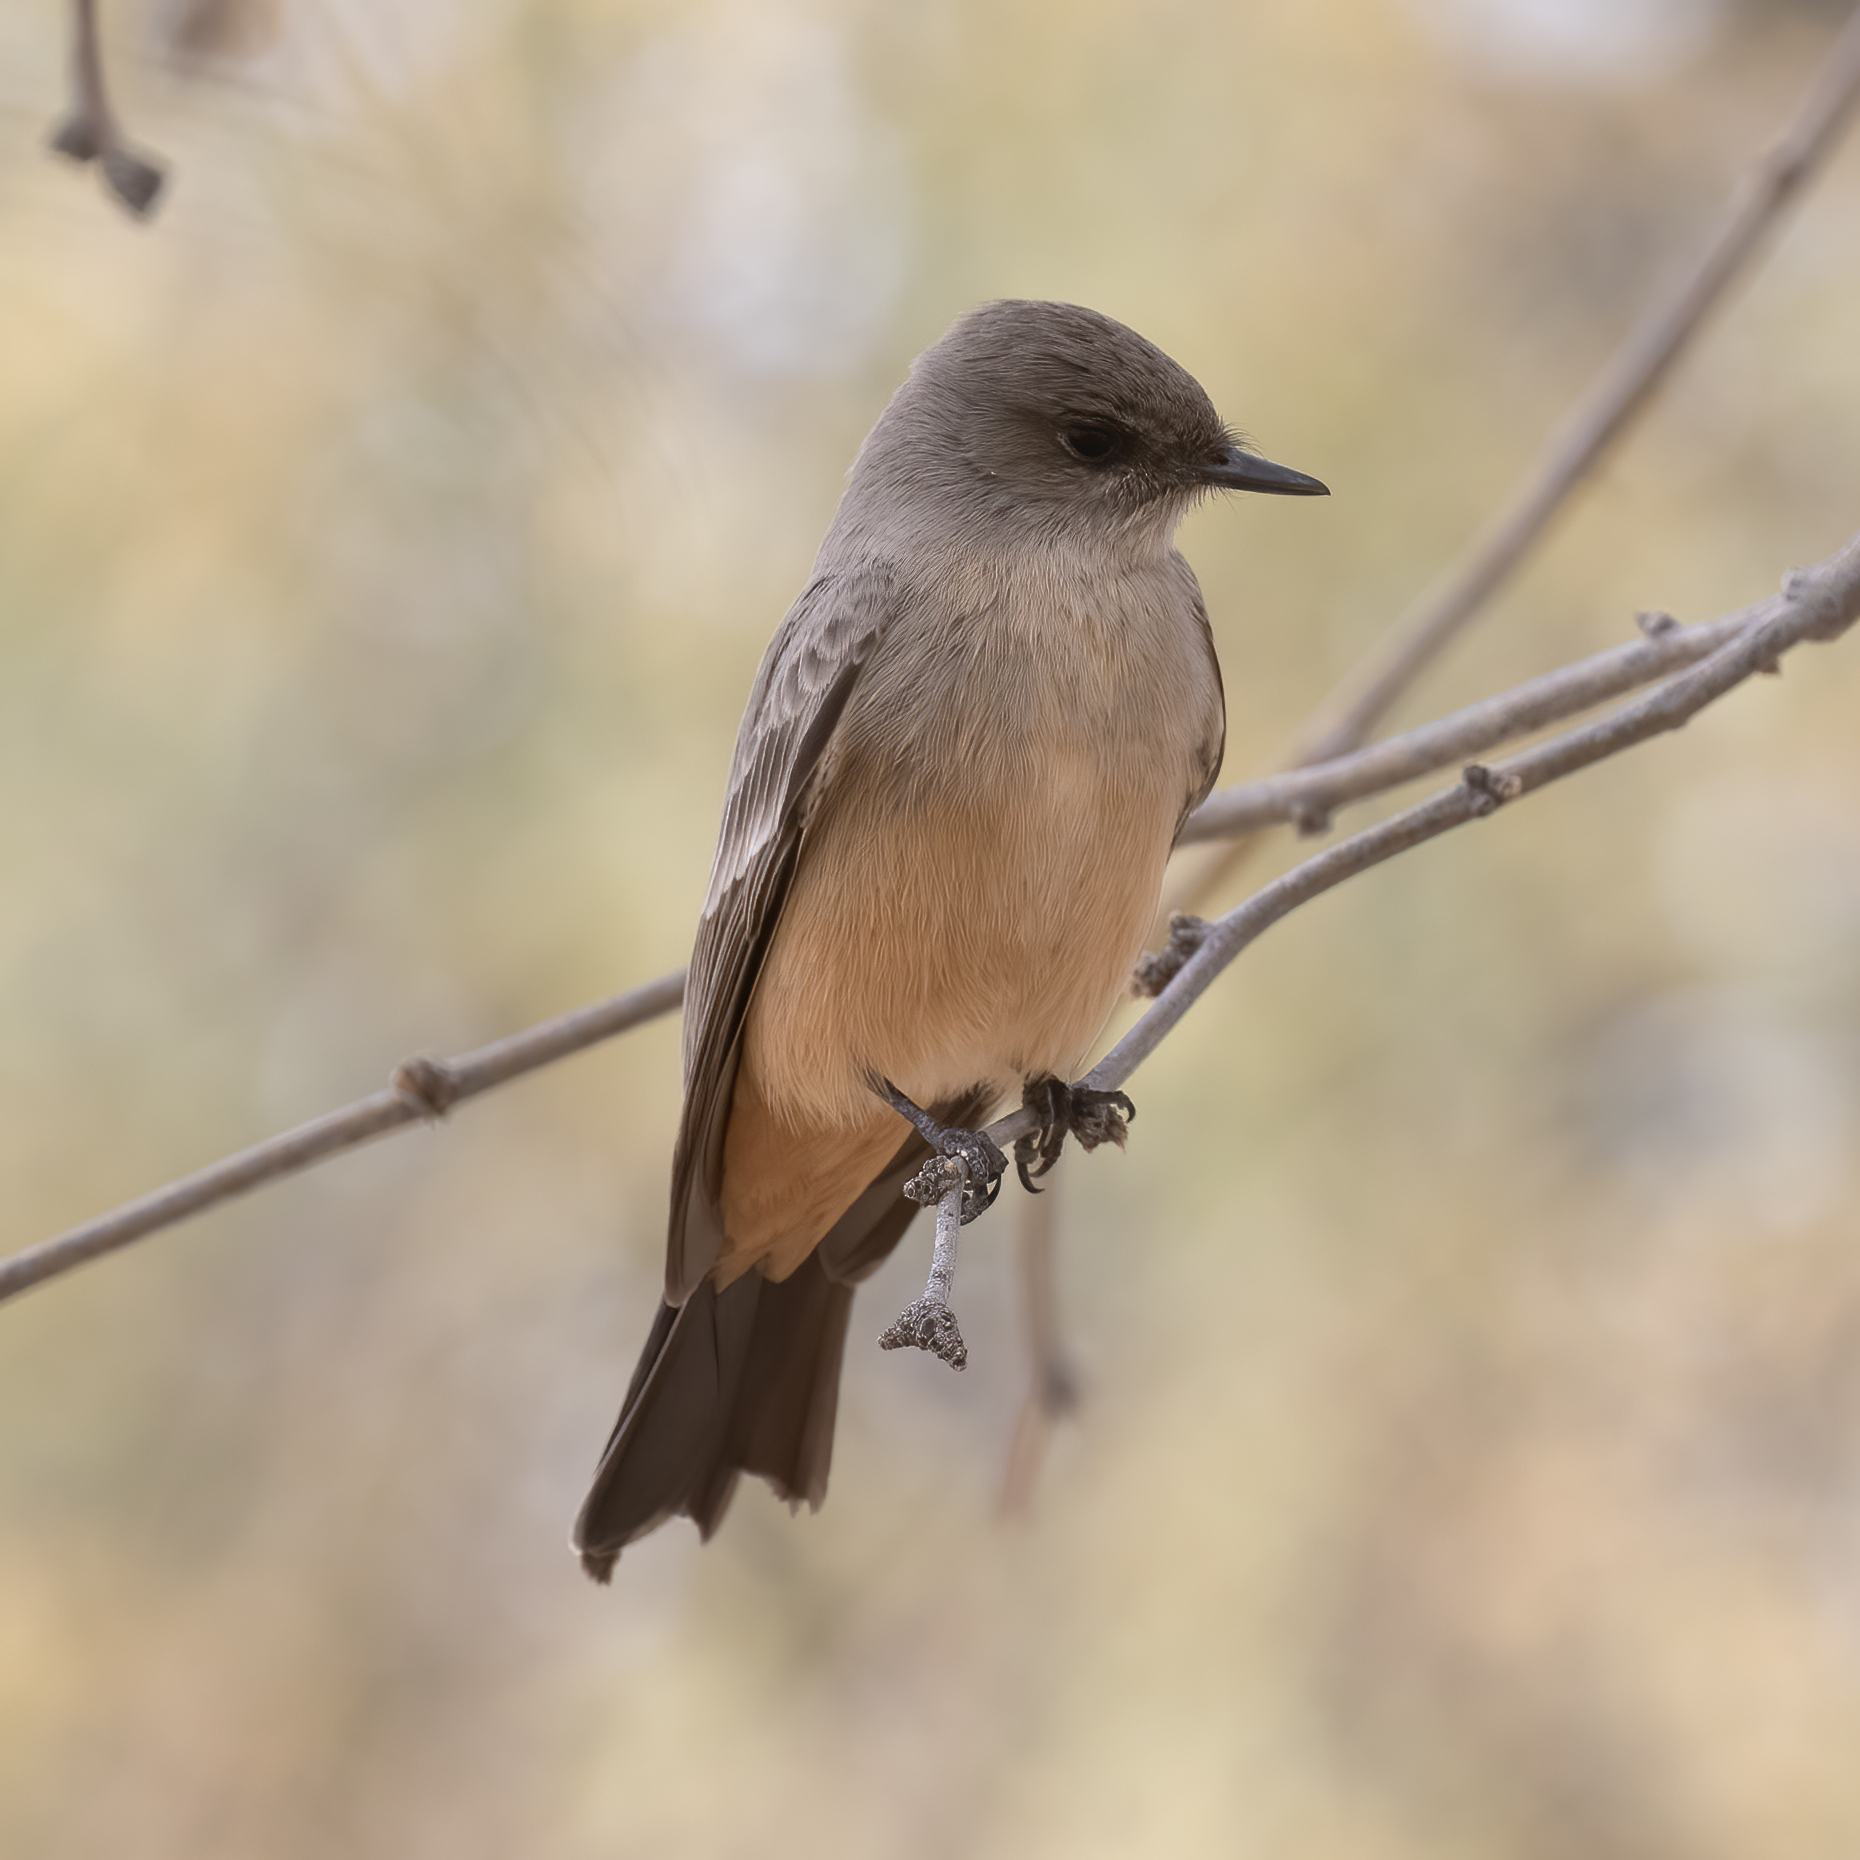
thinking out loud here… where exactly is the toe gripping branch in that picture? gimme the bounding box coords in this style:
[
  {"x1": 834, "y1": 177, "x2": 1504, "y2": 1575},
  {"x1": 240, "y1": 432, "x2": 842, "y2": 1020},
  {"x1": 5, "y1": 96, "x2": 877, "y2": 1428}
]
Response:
[
  {"x1": 875, "y1": 1075, "x2": 1133, "y2": 1375},
  {"x1": 879, "y1": 1080, "x2": 1008, "y2": 1223},
  {"x1": 877, "y1": 1080, "x2": 1015, "y2": 1374},
  {"x1": 1013, "y1": 1077, "x2": 1136, "y2": 1193}
]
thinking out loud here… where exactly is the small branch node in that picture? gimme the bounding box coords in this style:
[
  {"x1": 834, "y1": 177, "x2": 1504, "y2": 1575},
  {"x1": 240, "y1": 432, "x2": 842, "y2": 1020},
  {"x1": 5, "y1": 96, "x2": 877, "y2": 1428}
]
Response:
[
  {"x1": 1636, "y1": 608, "x2": 1680, "y2": 637},
  {"x1": 1291, "y1": 800, "x2": 1334, "y2": 837},
  {"x1": 1462, "y1": 762, "x2": 1523, "y2": 816},
  {"x1": 1131, "y1": 912, "x2": 1209, "y2": 997},
  {"x1": 1782, "y1": 564, "x2": 1849, "y2": 641},
  {"x1": 391, "y1": 1055, "x2": 461, "y2": 1119},
  {"x1": 902, "y1": 1151, "x2": 961, "y2": 1206}
]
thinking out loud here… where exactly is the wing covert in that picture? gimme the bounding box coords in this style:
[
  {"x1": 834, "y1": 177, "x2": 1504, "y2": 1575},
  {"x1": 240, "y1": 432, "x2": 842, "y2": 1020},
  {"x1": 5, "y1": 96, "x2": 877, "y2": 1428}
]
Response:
[{"x1": 664, "y1": 562, "x2": 901, "y2": 1301}]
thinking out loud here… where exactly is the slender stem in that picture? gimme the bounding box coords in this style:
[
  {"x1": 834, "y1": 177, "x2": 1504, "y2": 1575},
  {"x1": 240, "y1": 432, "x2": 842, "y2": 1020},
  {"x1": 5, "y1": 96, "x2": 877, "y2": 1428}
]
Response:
[
  {"x1": 1180, "y1": 603, "x2": 1753, "y2": 843},
  {"x1": 0, "y1": 970, "x2": 684, "y2": 1304},
  {"x1": 925, "y1": 1173, "x2": 964, "y2": 1310},
  {"x1": 1291, "y1": 6, "x2": 1860, "y2": 766}
]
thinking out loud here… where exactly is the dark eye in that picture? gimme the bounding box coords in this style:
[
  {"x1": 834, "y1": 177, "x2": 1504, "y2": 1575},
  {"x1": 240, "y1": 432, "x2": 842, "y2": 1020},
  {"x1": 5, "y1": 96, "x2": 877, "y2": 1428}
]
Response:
[{"x1": 1058, "y1": 421, "x2": 1125, "y2": 464}]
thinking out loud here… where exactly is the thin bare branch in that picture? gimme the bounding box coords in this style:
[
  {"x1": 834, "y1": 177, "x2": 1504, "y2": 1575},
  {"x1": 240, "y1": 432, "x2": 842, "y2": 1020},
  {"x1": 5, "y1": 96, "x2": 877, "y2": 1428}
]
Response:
[
  {"x1": 0, "y1": 970, "x2": 684, "y2": 1305},
  {"x1": 7, "y1": 524, "x2": 1852, "y2": 1309},
  {"x1": 48, "y1": 0, "x2": 169, "y2": 218},
  {"x1": 8, "y1": 527, "x2": 1857, "y2": 1307},
  {"x1": 1181, "y1": 600, "x2": 1758, "y2": 843},
  {"x1": 987, "y1": 530, "x2": 1860, "y2": 1151},
  {"x1": 1291, "y1": 4, "x2": 1860, "y2": 766}
]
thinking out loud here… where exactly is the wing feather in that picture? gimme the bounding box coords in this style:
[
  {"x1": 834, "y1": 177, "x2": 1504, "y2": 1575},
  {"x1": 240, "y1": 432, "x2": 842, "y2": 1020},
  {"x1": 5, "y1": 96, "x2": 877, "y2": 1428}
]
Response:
[{"x1": 664, "y1": 562, "x2": 900, "y2": 1301}]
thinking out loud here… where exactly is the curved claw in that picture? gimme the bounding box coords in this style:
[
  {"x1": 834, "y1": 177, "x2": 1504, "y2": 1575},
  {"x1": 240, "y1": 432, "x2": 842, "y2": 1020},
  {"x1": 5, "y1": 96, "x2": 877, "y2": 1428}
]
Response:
[
  {"x1": 1069, "y1": 1087, "x2": 1135, "y2": 1152},
  {"x1": 941, "y1": 1129, "x2": 1007, "y2": 1223},
  {"x1": 1015, "y1": 1076, "x2": 1137, "y2": 1179},
  {"x1": 1015, "y1": 1075, "x2": 1071, "y2": 1192},
  {"x1": 878, "y1": 1078, "x2": 1008, "y2": 1222}
]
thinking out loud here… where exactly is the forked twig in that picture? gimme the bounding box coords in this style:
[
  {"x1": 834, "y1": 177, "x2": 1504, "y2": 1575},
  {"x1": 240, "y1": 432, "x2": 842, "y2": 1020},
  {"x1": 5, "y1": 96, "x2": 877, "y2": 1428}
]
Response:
[
  {"x1": 48, "y1": 0, "x2": 169, "y2": 218},
  {"x1": 879, "y1": 1156, "x2": 972, "y2": 1371},
  {"x1": 986, "y1": 533, "x2": 1860, "y2": 1164},
  {"x1": 1178, "y1": 4, "x2": 1860, "y2": 917},
  {"x1": 1293, "y1": 3, "x2": 1860, "y2": 766}
]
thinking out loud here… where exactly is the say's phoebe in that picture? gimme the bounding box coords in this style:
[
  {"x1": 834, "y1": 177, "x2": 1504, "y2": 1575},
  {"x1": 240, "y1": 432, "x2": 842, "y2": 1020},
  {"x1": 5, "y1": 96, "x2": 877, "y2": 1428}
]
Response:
[{"x1": 574, "y1": 300, "x2": 1326, "y2": 1579}]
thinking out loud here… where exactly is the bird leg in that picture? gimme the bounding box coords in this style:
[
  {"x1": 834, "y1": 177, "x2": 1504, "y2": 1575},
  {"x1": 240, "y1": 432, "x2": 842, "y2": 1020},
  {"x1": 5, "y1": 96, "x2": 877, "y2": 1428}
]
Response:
[
  {"x1": 877, "y1": 1079, "x2": 1007, "y2": 1223},
  {"x1": 1014, "y1": 1075, "x2": 1136, "y2": 1190}
]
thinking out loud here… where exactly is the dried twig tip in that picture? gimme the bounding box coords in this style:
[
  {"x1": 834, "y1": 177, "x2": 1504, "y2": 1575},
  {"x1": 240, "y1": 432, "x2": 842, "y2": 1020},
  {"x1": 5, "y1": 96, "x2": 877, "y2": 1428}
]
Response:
[
  {"x1": 879, "y1": 1300, "x2": 968, "y2": 1370},
  {"x1": 1131, "y1": 912, "x2": 1209, "y2": 997}
]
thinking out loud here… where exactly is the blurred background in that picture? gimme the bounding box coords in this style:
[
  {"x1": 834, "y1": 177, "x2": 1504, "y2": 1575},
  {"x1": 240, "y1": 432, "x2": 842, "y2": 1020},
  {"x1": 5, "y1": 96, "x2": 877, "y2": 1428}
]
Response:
[{"x1": 4, "y1": 0, "x2": 1860, "y2": 1853}]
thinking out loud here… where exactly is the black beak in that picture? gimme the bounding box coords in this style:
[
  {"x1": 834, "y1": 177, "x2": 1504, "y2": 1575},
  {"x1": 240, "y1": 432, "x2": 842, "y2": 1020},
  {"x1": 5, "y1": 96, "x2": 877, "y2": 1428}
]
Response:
[{"x1": 1199, "y1": 445, "x2": 1329, "y2": 497}]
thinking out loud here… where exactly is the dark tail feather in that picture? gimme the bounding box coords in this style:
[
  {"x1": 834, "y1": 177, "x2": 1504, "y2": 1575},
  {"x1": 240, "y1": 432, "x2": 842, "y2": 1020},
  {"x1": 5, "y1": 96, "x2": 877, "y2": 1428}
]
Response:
[
  {"x1": 572, "y1": 1089, "x2": 994, "y2": 1581},
  {"x1": 572, "y1": 1264, "x2": 849, "y2": 1581}
]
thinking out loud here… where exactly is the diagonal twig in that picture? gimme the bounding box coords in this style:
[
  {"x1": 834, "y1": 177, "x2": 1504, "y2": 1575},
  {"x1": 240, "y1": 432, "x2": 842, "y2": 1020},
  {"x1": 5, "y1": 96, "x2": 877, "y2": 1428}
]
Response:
[
  {"x1": 6, "y1": 528, "x2": 1856, "y2": 1309},
  {"x1": 981, "y1": 530, "x2": 1860, "y2": 1162},
  {"x1": 1291, "y1": 3, "x2": 1860, "y2": 767},
  {"x1": 1180, "y1": 600, "x2": 1756, "y2": 843},
  {"x1": 1174, "y1": 5, "x2": 1860, "y2": 923},
  {"x1": 0, "y1": 971, "x2": 684, "y2": 1304}
]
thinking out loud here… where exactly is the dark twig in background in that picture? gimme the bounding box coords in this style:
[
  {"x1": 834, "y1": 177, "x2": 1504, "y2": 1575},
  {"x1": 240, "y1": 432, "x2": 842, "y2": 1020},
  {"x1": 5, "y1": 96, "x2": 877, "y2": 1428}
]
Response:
[
  {"x1": 998, "y1": 1172, "x2": 1080, "y2": 1515},
  {"x1": 1291, "y1": 2, "x2": 1860, "y2": 767},
  {"x1": 1178, "y1": 2, "x2": 1860, "y2": 915},
  {"x1": 47, "y1": 0, "x2": 169, "y2": 218}
]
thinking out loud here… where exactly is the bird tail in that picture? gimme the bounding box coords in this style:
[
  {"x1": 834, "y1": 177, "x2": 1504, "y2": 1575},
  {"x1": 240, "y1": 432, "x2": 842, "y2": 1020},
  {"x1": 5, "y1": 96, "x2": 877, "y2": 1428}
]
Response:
[
  {"x1": 571, "y1": 1088, "x2": 992, "y2": 1581},
  {"x1": 571, "y1": 1259, "x2": 853, "y2": 1582}
]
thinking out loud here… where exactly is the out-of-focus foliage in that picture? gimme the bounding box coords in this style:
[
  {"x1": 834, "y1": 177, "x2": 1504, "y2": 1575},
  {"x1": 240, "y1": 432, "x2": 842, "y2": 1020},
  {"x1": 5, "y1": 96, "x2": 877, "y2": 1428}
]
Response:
[{"x1": 4, "y1": 2, "x2": 1860, "y2": 1854}]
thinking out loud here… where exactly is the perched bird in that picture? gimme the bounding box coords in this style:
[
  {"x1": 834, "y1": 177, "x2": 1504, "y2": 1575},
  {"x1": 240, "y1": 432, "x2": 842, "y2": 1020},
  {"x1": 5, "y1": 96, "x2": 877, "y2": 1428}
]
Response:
[{"x1": 574, "y1": 301, "x2": 1326, "y2": 1579}]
